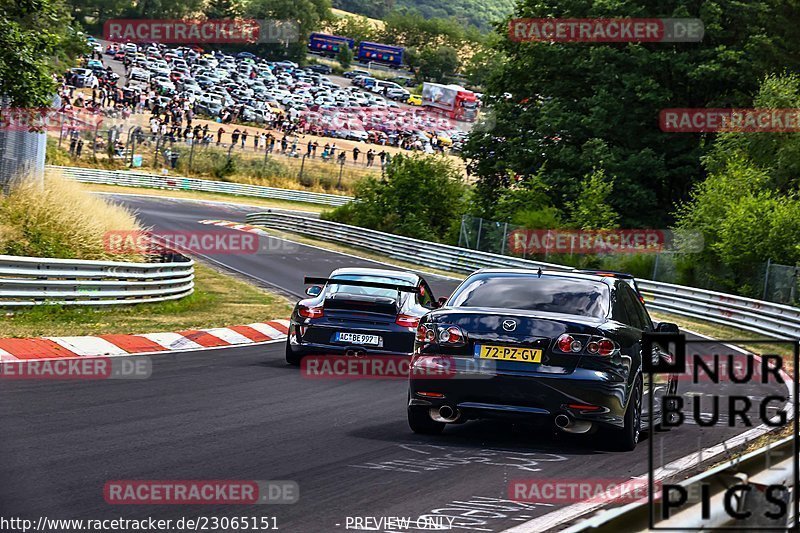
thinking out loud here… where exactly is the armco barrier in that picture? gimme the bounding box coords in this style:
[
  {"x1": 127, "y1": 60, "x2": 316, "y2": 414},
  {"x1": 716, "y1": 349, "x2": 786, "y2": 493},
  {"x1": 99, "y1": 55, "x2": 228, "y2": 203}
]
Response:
[
  {"x1": 49, "y1": 165, "x2": 354, "y2": 207},
  {"x1": 246, "y1": 211, "x2": 800, "y2": 339},
  {"x1": 0, "y1": 253, "x2": 194, "y2": 306}
]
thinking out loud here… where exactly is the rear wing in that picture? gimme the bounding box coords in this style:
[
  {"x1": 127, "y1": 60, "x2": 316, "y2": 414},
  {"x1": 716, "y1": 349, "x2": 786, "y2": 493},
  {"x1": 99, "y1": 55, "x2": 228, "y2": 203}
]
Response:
[{"x1": 303, "y1": 277, "x2": 420, "y2": 293}]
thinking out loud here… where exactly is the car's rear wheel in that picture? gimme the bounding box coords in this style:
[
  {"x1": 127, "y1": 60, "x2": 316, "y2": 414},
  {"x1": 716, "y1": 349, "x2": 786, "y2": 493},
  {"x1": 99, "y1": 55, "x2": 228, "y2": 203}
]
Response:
[
  {"x1": 408, "y1": 406, "x2": 445, "y2": 435},
  {"x1": 610, "y1": 380, "x2": 642, "y2": 451},
  {"x1": 285, "y1": 337, "x2": 301, "y2": 366}
]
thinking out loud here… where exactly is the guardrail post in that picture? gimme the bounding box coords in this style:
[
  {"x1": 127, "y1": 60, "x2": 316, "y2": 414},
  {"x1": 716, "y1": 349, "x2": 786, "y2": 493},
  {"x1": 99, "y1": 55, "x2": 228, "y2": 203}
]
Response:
[
  {"x1": 188, "y1": 139, "x2": 196, "y2": 173},
  {"x1": 153, "y1": 135, "x2": 161, "y2": 168},
  {"x1": 298, "y1": 153, "x2": 307, "y2": 179},
  {"x1": 763, "y1": 258, "x2": 772, "y2": 300}
]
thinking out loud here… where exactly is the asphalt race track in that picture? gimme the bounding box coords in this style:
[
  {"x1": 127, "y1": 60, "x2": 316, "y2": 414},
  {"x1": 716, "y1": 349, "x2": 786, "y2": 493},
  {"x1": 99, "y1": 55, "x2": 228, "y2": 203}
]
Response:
[{"x1": 0, "y1": 195, "x2": 791, "y2": 532}]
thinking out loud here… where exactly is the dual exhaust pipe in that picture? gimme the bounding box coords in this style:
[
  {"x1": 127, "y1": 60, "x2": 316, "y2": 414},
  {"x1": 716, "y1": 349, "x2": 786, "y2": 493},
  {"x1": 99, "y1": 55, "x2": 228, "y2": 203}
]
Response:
[{"x1": 427, "y1": 408, "x2": 593, "y2": 432}]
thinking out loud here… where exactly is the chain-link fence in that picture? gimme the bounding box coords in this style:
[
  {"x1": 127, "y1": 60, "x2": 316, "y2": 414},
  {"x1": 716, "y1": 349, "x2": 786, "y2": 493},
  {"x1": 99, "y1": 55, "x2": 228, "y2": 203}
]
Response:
[
  {"x1": 0, "y1": 97, "x2": 47, "y2": 193},
  {"x1": 458, "y1": 215, "x2": 800, "y2": 306}
]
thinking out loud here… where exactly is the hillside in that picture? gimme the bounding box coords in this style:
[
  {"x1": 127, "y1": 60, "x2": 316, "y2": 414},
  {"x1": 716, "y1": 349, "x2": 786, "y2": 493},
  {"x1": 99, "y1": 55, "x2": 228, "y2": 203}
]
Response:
[{"x1": 333, "y1": 0, "x2": 516, "y2": 31}]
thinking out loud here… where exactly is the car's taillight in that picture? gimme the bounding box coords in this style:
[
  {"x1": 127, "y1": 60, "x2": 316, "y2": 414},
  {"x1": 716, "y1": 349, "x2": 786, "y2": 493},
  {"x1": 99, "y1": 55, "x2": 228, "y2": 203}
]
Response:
[
  {"x1": 436, "y1": 326, "x2": 464, "y2": 345},
  {"x1": 298, "y1": 305, "x2": 324, "y2": 319},
  {"x1": 557, "y1": 334, "x2": 583, "y2": 353},
  {"x1": 416, "y1": 324, "x2": 466, "y2": 346},
  {"x1": 396, "y1": 314, "x2": 420, "y2": 328},
  {"x1": 586, "y1": 337, "x2": 616, "y2": 356},
  {"x1": 416, "y1": 324, "x2": 437, "y2": 343}
]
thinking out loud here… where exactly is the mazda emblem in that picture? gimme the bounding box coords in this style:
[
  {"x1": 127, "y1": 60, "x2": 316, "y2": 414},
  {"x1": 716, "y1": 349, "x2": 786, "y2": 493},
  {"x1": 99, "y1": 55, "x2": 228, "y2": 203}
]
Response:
[{"x1": 502, "y1": 319, "x2": 517, "y2": 331}]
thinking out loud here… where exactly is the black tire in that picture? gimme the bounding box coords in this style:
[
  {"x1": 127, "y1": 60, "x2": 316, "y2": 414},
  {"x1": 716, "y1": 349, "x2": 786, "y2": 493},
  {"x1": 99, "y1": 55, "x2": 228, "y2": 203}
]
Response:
[
  {"x1": 285, "y1": 338, "x2": 301, "y2": 366},
  {"x1": 408, "y1": 407, "x2": 445, "y2": 435},
  {"x1": 610, "y1": 380, "x2": 642, "y2": 451}
]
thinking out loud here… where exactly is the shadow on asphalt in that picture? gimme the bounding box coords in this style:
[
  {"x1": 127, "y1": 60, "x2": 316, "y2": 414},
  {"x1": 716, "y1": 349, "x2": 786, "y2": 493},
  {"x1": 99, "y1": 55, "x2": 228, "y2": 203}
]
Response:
[{"x1": 345, "y1": 417, "x2": 633, "y2": 455}]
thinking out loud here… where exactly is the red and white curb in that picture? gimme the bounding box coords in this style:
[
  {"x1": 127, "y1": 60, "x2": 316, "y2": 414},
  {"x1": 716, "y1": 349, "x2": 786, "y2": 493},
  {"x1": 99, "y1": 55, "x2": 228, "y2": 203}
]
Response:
[
  {"x1": 0, "y1": 320, "x2": 289, "y2": 363},
  {"x1": 199, "y1": 219, "x2": 271, "y2": 235}
]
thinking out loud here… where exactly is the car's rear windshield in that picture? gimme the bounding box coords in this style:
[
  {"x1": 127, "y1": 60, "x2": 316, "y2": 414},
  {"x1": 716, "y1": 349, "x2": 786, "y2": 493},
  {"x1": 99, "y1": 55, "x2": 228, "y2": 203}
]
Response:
[
  {"x1": 329, "y1": 275, "x2": 414, "y2": 299},
  {"x1": 449, "y1": 273, "x2": 610, "y2": 318}
]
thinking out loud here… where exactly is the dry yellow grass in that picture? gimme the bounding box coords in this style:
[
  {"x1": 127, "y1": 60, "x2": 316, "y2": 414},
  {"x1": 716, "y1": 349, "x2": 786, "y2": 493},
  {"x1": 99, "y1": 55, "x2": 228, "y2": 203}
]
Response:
[{"x1": 0, "y1": 171, "x2": 147, "y2": 262}]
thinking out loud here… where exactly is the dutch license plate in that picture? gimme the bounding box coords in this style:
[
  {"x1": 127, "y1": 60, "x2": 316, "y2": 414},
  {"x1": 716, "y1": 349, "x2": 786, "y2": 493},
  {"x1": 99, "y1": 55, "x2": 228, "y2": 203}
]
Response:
[
  {"x1": 334, "y1": 332, "x2": 381, "y2": 346},
  {"x1": 476, "y1": 345, "x2": 542, "y2": 363}
]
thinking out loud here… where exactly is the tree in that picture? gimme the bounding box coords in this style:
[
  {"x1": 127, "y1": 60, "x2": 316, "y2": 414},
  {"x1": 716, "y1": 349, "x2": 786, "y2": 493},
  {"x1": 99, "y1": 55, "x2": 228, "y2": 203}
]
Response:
[
  {"x1": 671, "y1": 74, "x2": 800, "y2": 295},
  {"x1": 206, "y1": 0, "x2": 242, "y2": 19},
  {"x1": 418, "y1": 46, "x2": 459, "y2": 82},
  {"x1": 0, "y1": 0, "x2": 84, "y2": 108},
  {"x1": 566, "y1": 168, "x2": 620, "y2": 230},
  {"x1": 337, "y1": 44, "x2": 353, "y2": 68},
  {"x1": 464, "y1": 0, "x2": 800, "y2": 228},
  {"x1": 323, "y1": 154, "x2": 468, "y2": 241},
  {"x1": 245, "y1": 0, "x2": 333, "y2": 62},
  {"x1": 326, "y1": 14, "x2": 379, "y2": 45}
]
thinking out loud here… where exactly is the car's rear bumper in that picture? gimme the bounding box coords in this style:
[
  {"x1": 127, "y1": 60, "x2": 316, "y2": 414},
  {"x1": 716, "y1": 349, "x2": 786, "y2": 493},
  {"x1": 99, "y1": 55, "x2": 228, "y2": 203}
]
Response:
[
  {"x1": 408, "y1": 367, "x2": 630, "y2": 429},
  {"x1": 287, "y1": 320, "x2": 415, "y2": 356}
]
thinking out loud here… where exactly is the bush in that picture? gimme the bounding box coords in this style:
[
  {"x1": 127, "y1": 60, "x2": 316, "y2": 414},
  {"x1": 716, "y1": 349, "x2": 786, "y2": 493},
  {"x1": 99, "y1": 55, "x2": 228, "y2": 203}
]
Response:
[
  {"x1": 0, "y1": 172, "x2": 148, "y2": 262},
  {"x1": 323, "y1": 154, "x2": 468, "y2": 241}
]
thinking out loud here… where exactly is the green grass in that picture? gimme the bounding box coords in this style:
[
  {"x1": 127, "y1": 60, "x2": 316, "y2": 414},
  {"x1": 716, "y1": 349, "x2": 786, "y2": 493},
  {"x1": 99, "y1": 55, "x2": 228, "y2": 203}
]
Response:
[{"x1": 0, "y1": 263, "x2": 295, "y2": 337}]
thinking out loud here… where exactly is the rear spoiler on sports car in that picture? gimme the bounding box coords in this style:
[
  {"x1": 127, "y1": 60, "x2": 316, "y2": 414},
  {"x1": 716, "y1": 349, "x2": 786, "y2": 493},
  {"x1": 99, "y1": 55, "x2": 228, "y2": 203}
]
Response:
[{"x1": 303, "y1": 277, "x2": 420, "y2": 293}]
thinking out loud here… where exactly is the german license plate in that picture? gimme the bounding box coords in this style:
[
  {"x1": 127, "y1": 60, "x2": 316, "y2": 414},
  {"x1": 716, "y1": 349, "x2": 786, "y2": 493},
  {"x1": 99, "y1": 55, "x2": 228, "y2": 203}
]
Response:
[
  {"x1": 334, "y1": 332, "x2": 381, "y2": 346},
  {"x1": 475, "y1": 345, "x2": 542, "y2": 363}
]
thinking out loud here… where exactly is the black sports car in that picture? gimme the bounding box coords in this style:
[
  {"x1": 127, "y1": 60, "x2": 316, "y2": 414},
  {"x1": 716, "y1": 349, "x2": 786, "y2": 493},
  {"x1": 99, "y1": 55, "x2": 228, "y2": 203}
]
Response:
[
  {"x1": 285, "y1": 268, "x2": 439, "y2": 365},
  {"x1": 407, "y1": 269, "x2": 678, "y2": 451}
]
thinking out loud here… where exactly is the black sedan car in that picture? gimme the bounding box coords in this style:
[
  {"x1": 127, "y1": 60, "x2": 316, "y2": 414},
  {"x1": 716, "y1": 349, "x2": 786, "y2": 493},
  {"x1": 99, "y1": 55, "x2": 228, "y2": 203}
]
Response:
[
  {"x1": 407, "y1": 269, "x2": 678, "y2": 451},
  {"x1": 285, "y1": 268, "x2": 438, "y2": 365}
]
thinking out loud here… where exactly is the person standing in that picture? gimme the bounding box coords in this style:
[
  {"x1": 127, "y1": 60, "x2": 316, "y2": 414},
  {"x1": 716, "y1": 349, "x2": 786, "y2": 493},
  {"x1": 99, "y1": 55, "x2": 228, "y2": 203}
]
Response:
[
  {"x1": 241, "y1": 129, "x2": 248, "y2": 149},
  {"x1": 231, "y1": 128, "x2": 240, "y2": 146},
  {"x1": 217, "y1": 127, "x2": 225, "y2": 145},
  {"x1": 352, "y1": 146, "x2": 360, "y2": 164}
]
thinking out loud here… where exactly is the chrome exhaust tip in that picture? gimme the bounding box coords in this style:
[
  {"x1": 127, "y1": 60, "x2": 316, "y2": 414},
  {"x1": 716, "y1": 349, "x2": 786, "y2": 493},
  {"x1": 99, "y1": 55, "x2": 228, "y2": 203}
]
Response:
[
  {"x1": 554, "y1": 413, "x2": 593, "y2": 434},
  {"x1": 430, "y1": 405, "x2": 460, "y2": 423}
]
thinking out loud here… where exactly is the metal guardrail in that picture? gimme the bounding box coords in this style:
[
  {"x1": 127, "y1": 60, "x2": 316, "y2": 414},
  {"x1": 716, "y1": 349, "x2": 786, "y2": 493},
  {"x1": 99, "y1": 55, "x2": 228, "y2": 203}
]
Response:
[
  {"x1": 0, "y1": 253, "x2": 194, "y2": 306},
  {"x1": 245, "y1": 211, "x2": 800, "y2": 339},
  {"x1": 48, "y1": 165, "x2": 354, "y2": 207},
  {"x1": 562, "y1": 436, "x2": 797, "y2": 532}
]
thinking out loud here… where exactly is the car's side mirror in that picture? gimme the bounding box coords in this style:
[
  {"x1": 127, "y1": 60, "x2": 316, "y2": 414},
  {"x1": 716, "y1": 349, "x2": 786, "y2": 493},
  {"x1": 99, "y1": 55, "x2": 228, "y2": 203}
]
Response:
[
  {"x1": 305, "y1": 285, "x2": 322, "y2": 297},
  {"x1": 436, "y1": 297, "x2": 448, "y2": 308},
  {"x1": 656, "y1": 322, "x2": 680, "y2": 334}
]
